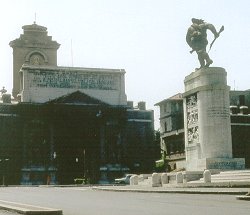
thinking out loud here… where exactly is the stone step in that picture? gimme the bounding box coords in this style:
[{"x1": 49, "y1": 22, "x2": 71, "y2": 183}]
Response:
[
  {"x1": 210, "y1": 177, "x2": 250, "y2": 181},
  {"x1": 218, "y1": 170, "x2": 250, "y2": 175},
  {"x1": 211, "y1": 175, "x2": 250, "y2": 179},
  {"x1": 196, "y1": 170, "x2": 250, "y2": 182},
  {"x1": 136, "y1": 170, "x2": 250, "y2": 185},
  {"x1": 211, "y1": 171, "x2": 250, "y2": 179},
  {"x1": 211, "y1": 178, "x2": 250, "y2": 182},
  {"x1": 212, "y1": 173, "x2": 250, "y2": 177}
]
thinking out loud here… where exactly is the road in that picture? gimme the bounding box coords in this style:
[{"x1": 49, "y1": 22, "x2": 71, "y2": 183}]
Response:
[{"x1": 0, "y1": 187, "x2": 249, "y2": 215}]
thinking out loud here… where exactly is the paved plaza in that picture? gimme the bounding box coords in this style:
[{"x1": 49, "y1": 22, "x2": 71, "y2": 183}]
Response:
[{"x1": 0, "y1": 186, "x2": 249, "y2": 215}]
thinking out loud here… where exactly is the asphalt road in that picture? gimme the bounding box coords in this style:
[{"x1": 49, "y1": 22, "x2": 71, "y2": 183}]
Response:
[{"x1": 0, "y1": 187, "x2": 250, "y2": 215}]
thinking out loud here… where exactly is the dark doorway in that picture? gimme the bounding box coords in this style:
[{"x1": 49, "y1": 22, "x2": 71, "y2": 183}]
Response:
[{"x1": 55, "y1": 119, "x2": 100, "y2": 184}]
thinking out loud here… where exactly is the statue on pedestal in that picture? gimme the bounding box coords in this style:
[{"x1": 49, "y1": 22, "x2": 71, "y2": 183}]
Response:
[
  {"x1": 0, "y1": 86, "x2": 7, "y2": 95},
  {"x1": 186, "y1": 18, "x2": 224, "y2": 69}
]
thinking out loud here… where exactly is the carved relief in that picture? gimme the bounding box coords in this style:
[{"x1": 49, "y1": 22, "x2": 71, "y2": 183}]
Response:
[
  {"x1": 186, "y1": 94, "x2": 197, "y2": 108},
  {"x1": 186, "y1": 93, "x2": 199, "y2": 144},
  {"x1": 188, "y1": 126, "x2": 199, "y2": 144},
  {"x1": 30, "y1": 54, "x2": 45, "y2": 65},
  {"x1": 187, "y1": 109, "x2": 198, "y2": 125},
  {"x1": 187, "y1": 95, "x2": 196, "y2": 108}
]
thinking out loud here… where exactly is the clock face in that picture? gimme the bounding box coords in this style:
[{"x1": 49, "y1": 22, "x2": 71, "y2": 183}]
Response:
[{"x1": 30, "y1": 54, "x2": 45, "y2": 65}]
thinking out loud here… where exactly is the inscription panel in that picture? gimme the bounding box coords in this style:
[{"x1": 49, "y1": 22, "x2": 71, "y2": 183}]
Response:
[
  {"x1": 207, "y1": 106, "x2": 230, "y2": 118},
  {"x1": 207, "y1": 159, "x2": 245, "y2": 170},
  {"x1": 28, "y1": 69, "x2": 120, "y2": 90}
]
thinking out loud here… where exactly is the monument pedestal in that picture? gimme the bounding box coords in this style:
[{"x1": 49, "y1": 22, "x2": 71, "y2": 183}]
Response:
[
  {"x1": 197, "y1": 158, "x2": 245, "y2": 170},
  {"x1": 183, "y1": 67, "x2": 245, "y2": 171}
]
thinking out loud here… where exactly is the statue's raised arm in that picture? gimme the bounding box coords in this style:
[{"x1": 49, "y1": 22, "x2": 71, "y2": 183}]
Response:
[{"x1": 186, "y1": 18, "x2": 224, "y2": 70}]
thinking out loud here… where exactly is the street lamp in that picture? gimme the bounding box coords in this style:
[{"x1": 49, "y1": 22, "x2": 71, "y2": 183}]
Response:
[
  {"x1": 53, "y1": 152, "x2": 57, "y2": 167},
  {"x1": 53, "y1": 152, "x2": 57, "y2": 159},
  {"x1": 0, "y1": 158, "x2": 10, "y2": 186}
]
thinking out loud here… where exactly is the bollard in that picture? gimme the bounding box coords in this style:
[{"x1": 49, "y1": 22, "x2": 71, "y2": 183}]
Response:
[
  {"x1": 176, "y1": 172, "x2": 183, "y2": 184},
  {"x1": 203, "y1": 169, "x2": 211, "y2": 183},
  {"x1": 161, "y1": 173, "x2": 169, "y2": 185},
  {"x1": 130, "y1": 175, "x2": 138, "y2": 185},
  {"x1": 152, "y1": 173, "x2": 161, "y2": 187},
  {"x1": 2, "y1": 94, "x2": 11, "y2": 103}
]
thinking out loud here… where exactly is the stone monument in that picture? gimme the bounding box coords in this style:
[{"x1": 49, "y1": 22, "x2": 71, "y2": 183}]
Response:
[{"x1": 184, "y1": 19, "x2": 245, "y2": 171}]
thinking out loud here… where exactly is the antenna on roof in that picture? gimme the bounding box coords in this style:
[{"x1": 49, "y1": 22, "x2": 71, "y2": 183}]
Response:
[
  {"x1": 71, "y1": 39, "x2": 74, "y2": 66},
  {"x1": 34, "y1": 12, "x2": 37, "y2": 24}
]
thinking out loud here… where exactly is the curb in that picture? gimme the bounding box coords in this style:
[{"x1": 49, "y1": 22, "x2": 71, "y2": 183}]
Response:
[
  {"x1": 236, "y1": 195, "x2": 250, "y2": 201},
  {"x1": 92, "y1": 186, "x2": 249, "y2": 195},
  {"x1": 0, "y1": 200, "x2": 62, "y2": 215}
]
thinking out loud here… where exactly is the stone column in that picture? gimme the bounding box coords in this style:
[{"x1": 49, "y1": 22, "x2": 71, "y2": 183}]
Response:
[
  {"x1": 20, "y1": 69, "x2": 30, "y2": 102},
  {"x1": 183, "y1": 67, "x2": 245, "y2": 170}
]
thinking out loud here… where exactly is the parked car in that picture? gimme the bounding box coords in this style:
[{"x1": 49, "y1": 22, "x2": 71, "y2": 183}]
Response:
[{"x1": 115, "y1": 174, "x2": 133, "y2": 184}]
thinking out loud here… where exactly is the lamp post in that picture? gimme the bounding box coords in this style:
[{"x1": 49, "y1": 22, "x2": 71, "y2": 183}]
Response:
[
  {"x1": 52, "y1": 152, "x2": 57, "y2": 184},
  {"x1": 83, "y1": 149, "x2": 86, "y2": 179},
  {"x1": 0, "y1": 158, "x2": 10, "y2": 186},
  {"x1": 53, "y1": 152, "x2": 57, "y2": 160}
]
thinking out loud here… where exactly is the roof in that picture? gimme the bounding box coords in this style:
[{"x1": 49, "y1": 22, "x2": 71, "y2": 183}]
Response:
[
  {"x1": 22, "y1": 22, "x2": 47, "y2": 32},
  {"x1": 154, "y1": 93, "x2": 183, "y2": 106},
  {"x1": 20, "y1": 64, "x2": 125, "y2": 74},
  {"x1": 46, "y1": 91, "x2": 109, "y2": 106}
]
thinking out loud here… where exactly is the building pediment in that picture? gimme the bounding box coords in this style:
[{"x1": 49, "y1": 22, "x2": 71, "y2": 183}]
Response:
[{"x1": 46, "y1": 91, "x2": 109, "y2": 106}]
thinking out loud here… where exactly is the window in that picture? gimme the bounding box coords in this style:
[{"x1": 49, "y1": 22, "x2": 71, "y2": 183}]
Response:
[
  {"x1": 164, "y1": 104, "x2": 167, "y2": 113},
  {"x1": 164, "y1": 122, "x2": 167, "y2": 132}
]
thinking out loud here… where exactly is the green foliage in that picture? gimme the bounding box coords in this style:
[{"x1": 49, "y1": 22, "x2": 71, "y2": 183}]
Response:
[
  {"x1": 154, "y1": 159, "x2": 165, "y2": 172},
  {"x1": 154, "y1": 129, "x2": 161, "y2": 142},
  {"x1": 155, "y1": 159, "x2": 164, "y2": 168}
]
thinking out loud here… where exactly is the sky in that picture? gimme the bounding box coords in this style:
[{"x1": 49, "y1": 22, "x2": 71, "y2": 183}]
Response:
[{"x1": 1, "y1": 0, "x2": 250, "y2": 129}]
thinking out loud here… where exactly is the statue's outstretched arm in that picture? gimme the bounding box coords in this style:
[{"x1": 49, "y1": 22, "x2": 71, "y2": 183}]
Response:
[{"x1": 206, "y1": 23, "x2": 219, "y2": 38}]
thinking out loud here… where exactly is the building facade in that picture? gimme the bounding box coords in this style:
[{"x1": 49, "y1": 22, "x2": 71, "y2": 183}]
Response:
[
  {"x1": 229, "y1": 90, "x2": 250, "y2": 168},
  {"x1": 156, "y1": 90, "x2": 250, "y2": 170},
  {"x1": 125, "y1": 102, "x2": 155, "y2": 173},
  {"x1": 9, "y1": 22, "x2": 60, "y2": 99},
  {"x1": 155, "y1": 93, "x2": 185, "y2": 170},
  {"x1": 0, "y1": 23, "x2": 155, "y2": 185}
]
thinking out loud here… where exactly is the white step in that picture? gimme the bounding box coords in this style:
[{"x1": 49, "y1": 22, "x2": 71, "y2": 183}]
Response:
[{"x1": 197, "y1": 170, "x2": 250, "y2": 183}]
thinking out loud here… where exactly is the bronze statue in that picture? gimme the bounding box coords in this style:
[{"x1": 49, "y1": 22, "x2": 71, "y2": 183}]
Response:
[
  {"x1": 186, "y1": 18, "x2": 224, "y2": 69},
  {"x1": 0, "y1": 86, "x2": 7, "y2": 95}
]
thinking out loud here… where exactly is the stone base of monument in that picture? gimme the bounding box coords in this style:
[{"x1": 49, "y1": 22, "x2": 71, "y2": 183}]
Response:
[
  {"x1": 196, "y1": 158, "x2": 245, "y2": 170},
  {"x1": 183, "y1": 67, "x2": 246, "y2": 171}
]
